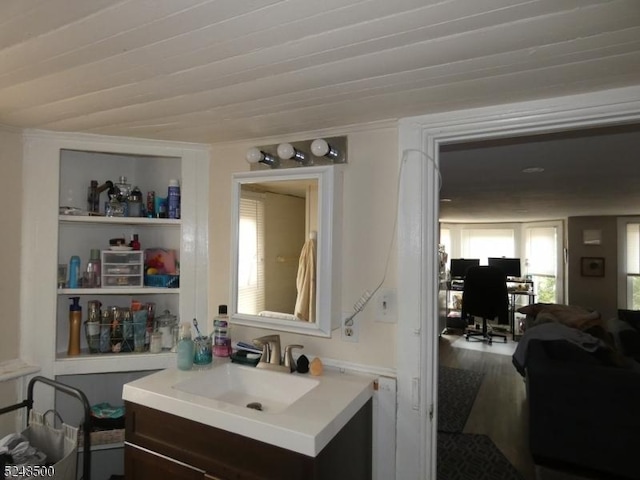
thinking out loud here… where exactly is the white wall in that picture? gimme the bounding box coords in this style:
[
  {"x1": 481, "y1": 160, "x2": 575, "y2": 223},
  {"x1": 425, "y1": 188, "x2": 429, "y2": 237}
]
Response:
[
  {"x1": 0, "y1": 127, "x2": 23, "y2": 434},
  {"x1": 264, "y1": 192, "x2": 305, "y2": 313},
  {"x1": 209, "y1": 127, "x2": 398, "y2": 369}
]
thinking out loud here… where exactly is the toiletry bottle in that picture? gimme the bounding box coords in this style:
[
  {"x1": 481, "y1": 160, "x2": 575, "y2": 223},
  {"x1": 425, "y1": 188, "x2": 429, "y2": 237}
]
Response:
[
  {"x1": 130, "y1": 234, "x2": 141, "y2": 250},
  {"x1": 121, "y1": 309, "x2": 134, "y2": 352},
  {"x1": 87, "y1": 180, "x2": 99, "y2": 213},
  {"x1": 85, "y1": 300, "x2": 101, "y2": 353},
  {"x1": 99, "y1": 308, "x2": 112, "y2": 353},
  {"x1": 68, "y1": 255, "x2": 81, "y2": 289},
  {"x1": 176, "y1": 322, "x2": 194, "y2": 370},
  {"x1": 146, "y1": 191, "x2": 155, "y2": 218},
  {"x1": 145, "y1": 302, "x2": 155, "y2": 351},
  {"x1": 110, "y1": 307, "x2": 123, "y2": 353},
  {"x1": 68, "y1": 297, "x2": 82, "y2": 355},
  {"x1": 115, "y1": 176, "x2": 131, "y2": 217},
  {"x1": 168, "y1": 179, "x2": 181, "y2": 219},
  {"x1": 128, "y1": 186, "x2": 143, "y2": 217},
  {"x1": 213, "y1": 304, "x2": 231, "y2": 357},
  {"x1": 86, "y1": 249, "x2": 101, "y2": 288}
]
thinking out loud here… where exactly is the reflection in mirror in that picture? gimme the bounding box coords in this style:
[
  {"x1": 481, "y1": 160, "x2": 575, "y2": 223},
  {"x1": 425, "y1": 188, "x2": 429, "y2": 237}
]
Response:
[
  {"x1": 231, "y1": 166, "x2": 342, "y2": 337},
  {"x1": 237, "y1": 179, "x2": 317, "y2": 320}
]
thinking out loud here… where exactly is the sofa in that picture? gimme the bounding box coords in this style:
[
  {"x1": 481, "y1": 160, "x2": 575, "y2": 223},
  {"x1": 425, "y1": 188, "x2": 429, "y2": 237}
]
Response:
[{"x1": 513, "y1": 306, "x2": 640, "y2": 479}]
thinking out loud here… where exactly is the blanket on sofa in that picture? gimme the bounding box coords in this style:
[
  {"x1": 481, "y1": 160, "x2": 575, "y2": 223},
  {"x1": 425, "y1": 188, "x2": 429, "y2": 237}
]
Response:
[
  {"x1": 517, "y1": 303, "x2": 602, "y2": 330},
  {"x1": 512, "y1": 322, "x2": 607, "y2": 376}
]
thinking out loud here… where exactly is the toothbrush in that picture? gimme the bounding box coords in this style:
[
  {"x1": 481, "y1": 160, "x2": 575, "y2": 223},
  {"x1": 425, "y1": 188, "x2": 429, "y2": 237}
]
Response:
[{"x1": 192, "y1": 318, "x2": 203, "y2": 338}]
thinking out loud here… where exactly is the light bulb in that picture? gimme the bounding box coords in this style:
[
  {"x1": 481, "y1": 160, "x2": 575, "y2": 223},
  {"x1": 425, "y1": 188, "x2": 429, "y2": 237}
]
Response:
[
  {"x1": 246, "y1": 147, "x2": 263, "y2": 164},
  {"x1": 311, "y1": 138, "x2": 341, "y2": 160},
  {"x1": 277, "y1": 143, "x2": 295, "y2": 160},
  {"x1": 246, "y1": 148, "x2": 278, "y2": 167},
  {"x1": 310, "y1": 139, "x2": 329, "y2": 157}
]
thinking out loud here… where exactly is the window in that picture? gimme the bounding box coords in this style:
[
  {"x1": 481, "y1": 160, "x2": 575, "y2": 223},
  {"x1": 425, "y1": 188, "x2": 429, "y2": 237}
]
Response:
[
  {"x1": 623, "y1": 220, "x2": 640, "y2": 309},
  {"x1": 460, "y1": 228, "x2": 515, "y2": 263},
  {"x1": 441, "y1": 221, "x2": 564, "y2": 303},
  {"x1": 524, "y1": 225, "x2": 558, "y2": 303},
  {"x1": 238, "y1": 193, "x2": 265, "y2": 314},
  {"x1": 439, "y1": 227, "x2": 451, "y2": 270}
]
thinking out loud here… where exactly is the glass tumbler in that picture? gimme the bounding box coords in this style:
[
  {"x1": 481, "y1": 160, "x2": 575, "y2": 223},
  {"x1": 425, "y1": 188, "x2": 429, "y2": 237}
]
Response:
[{"x1": 193, "y1": 336, "x2": 212, "y2": 365}]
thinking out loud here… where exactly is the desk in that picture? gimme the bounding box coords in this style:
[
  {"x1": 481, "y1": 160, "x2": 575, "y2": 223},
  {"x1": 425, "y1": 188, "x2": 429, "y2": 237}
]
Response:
[
  {"x1": 443, "y1": 280, "x2": 534, "y2": 338},
  {"x1": 509, "y1": 290, "x2": 535, "y2": 340}
]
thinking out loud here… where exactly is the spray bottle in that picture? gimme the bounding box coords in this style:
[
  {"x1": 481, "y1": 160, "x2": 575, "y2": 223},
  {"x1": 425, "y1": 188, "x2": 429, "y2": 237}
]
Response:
[
  {"x1": 68, "y1": 256, "x2": 81, "y2": 289},
  {"x1": 68, "y1": 297, "x2": 82, "y2": 355}
]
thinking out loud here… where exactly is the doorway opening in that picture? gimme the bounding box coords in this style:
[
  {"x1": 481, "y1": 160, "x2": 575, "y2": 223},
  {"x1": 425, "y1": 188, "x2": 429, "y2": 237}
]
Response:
[{"x1": 395, "y1": 86, "x2": 640, "y2": 479}]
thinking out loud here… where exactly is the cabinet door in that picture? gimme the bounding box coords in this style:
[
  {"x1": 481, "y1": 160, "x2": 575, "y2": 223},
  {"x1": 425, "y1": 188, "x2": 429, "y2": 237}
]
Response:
[{"x1": 125, "y1": 444, "x2": 203, "y2": 480}]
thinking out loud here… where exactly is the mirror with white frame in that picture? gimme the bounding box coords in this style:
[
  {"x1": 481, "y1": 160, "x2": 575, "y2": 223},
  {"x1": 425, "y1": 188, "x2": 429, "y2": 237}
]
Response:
[
  {"x1": 230, "y1": 166, "x2": 342, "y2": 337},
  {"x1": 230, "y1": 166, "x2": 343, "y2": 337}
]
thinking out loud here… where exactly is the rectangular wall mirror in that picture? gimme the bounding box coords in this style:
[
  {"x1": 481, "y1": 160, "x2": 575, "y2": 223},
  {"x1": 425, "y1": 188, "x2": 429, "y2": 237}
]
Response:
[{"x1": 230, "y1": 166, "x2": 343, "y2": 337}]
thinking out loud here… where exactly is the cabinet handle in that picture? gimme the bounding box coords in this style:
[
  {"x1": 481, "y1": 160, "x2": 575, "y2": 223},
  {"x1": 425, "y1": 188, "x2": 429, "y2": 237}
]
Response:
[{"x1": 204, "y1": 475, "x2": 224, "y2": 480}]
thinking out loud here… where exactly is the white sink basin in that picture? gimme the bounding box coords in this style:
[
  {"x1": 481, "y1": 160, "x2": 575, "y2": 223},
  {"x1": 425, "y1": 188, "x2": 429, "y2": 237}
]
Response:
[
  {"x1": 124, "y1": 361, "x2": 374, "y2": 455},
  {"x1": 172, "y1": 363, "x2": 319, "y2": 413}
]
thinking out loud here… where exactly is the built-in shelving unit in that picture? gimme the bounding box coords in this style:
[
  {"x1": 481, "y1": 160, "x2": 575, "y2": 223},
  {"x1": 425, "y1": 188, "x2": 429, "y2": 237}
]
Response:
[
  {"x1": 21, "y1": 130, "x2": 210, "y2": 480},
  {"x1": 55, "y1": 148, "x2": 187, "y2": 373}
]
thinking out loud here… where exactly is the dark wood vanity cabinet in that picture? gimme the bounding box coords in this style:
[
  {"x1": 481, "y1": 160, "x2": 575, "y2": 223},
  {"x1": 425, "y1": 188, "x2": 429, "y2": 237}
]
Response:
[{"x1": 124, "y1": 400, "x2": 372, "y2": 480}]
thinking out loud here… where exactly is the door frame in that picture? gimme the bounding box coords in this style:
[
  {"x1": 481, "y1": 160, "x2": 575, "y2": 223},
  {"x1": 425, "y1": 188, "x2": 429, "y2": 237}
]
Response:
[{"x1": 396, "y1": 85, "x2": 640, "y2": 479}]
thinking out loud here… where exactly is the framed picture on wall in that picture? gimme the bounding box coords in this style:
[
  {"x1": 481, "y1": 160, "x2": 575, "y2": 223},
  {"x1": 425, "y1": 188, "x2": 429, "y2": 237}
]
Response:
[{"x1": 581, "y1": 257, "x2": 605, "y2": 277}]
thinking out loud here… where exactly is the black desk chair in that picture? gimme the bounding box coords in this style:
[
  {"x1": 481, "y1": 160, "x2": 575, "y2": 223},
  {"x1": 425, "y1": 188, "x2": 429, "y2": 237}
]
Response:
[{"x1": 461, "y1": 265, "x2": 508, "y2": 344}]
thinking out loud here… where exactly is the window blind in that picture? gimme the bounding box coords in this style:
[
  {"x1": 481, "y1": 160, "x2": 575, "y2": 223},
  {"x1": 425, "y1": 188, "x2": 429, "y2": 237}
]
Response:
[{"x1": 238, "y1": 193, "x2": 265, "y2": 314}]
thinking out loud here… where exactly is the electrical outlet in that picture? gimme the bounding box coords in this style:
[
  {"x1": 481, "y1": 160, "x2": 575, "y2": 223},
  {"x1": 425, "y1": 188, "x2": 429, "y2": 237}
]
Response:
[
  {"x1": 341, "y1": 312, "x2": 359, "y2": 342},
  {"x1": 375, "y1": 287, "x2": 397, "y2": 323}
]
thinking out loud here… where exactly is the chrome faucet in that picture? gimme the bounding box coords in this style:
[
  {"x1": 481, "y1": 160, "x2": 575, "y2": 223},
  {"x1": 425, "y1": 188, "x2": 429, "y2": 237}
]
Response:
[
  {"x1": 252, "y1": 335, "x2": 303, "y2": 373},
  {"x1": 284, "y1": 344, "x2": 304, "y2": 372},
  {"x1": 253, "y1": 334, "x2": 281, "y2": 365},
  {"x1": 253, "y1": 335, "x2": 287, "y2": 372}
]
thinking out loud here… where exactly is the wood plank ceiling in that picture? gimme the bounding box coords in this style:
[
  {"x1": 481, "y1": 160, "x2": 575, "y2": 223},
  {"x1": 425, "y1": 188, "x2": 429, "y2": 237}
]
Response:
[{"x1": 1, "y1": 0, "x2": 639, "y2": 144}]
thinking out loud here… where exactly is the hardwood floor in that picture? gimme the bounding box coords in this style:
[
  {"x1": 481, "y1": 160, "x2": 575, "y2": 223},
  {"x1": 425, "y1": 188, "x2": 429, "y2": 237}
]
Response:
[{"x1": 438, "y1": 332, "x2": 535, "y2": 480}]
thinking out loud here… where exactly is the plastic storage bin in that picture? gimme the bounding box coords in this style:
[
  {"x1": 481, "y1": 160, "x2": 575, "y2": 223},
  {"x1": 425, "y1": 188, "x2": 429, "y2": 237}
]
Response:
[
  {"x1": 144, "y1": 274, "x2": 180, "y2": 288},
  {"x1": 101, "y1": 250, "x2": 143, "y2": 288}
]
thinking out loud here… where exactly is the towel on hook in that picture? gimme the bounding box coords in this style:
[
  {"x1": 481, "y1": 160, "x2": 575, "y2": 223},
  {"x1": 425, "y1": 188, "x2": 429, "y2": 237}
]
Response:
[{"x1": 294, "y1": 236, "x2": 316, "y2": 322}]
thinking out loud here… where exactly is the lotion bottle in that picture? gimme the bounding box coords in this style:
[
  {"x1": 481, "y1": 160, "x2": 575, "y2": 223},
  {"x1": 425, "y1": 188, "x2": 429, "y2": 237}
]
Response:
[{"x1": 68, "y1": 297, "x2": 82, "y2": 355}]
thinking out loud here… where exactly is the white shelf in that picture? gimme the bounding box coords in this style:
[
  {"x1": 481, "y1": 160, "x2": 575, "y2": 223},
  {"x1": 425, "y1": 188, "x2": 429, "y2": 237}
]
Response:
[
  {"x1": 58, "y1": 287, "x2": 179, "y2": 295},
  {"x1": 59, "y1": 215, "x2": 180, "y2": 226},
  {"x1": 0, "y1": 359, "x2": 40, "y2": 381},
  {"x1": 79, "y1": 442, "x2": 124, "y2": 453},
  {"x1": 54, "y1": 351, "x2": 175, "y2": 375}
]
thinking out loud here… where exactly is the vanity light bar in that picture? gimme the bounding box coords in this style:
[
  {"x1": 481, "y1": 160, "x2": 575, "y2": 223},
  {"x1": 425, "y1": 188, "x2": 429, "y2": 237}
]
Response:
[{"x1": 246, "y1": 136, "x2": 347, "y2": 170}]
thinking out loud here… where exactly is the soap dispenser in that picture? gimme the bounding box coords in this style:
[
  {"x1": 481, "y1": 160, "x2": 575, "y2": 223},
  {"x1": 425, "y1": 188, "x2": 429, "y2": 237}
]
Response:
[
  {"x1": 68, "y1": 297, "x2": 82, "y2": 356},
  {"x1": 176, "y1": 322, "x2": 194, "y2": 371}
]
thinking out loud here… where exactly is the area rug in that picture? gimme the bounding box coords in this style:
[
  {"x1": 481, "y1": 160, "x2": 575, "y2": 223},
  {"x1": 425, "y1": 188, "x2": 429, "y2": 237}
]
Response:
[
  {"x1": 451, "y1": 336, "x2": 517, "y2": 357},
  {"x1": 438, "y1": 366, "x2": 484, "y2": 433},
  {"x1": 438, "y1": 432, "x2": 524, "y2": 480}
]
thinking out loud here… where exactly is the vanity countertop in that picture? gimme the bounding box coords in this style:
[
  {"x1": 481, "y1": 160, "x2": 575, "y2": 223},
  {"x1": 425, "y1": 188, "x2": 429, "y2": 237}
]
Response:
[{"x1": 122, "y1": 359, "x2": 374, "y2": 457}]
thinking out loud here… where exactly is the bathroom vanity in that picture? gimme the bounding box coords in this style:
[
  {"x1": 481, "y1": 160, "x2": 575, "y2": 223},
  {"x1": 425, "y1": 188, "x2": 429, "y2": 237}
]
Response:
[{"x1": 123, "y1": 362, "x2": 374, "y2": 479}]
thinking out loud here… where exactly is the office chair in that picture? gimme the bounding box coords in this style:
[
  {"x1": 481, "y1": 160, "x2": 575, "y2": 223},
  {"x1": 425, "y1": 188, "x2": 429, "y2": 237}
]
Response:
[{"x1": 461, "y1": 265, "x2": 508, "y2": 344}]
